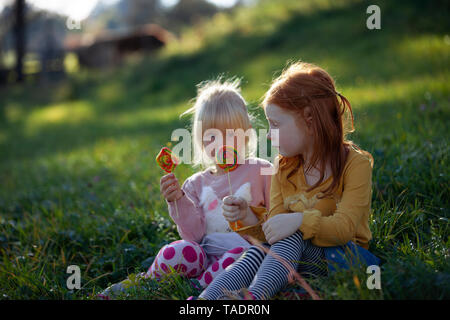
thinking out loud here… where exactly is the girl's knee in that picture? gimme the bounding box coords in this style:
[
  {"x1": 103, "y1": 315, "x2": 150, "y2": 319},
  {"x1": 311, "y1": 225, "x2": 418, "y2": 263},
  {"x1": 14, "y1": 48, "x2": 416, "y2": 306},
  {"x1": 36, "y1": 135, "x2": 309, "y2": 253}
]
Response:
[
  {"x1": 292, "y1": 230, "x2": 304, "y2": 240},
  {"x1": 244, "y1": 245, "x2": 267, "y2": 260},
  {"x1": 271, "y1": 231, "x2": 304, "y2": 249},
  {"x1": 149, "y1": 239, "x2": 206, "y2": 278},
  {"x1": 285, "y1": 230, "x2": 304, "y2": 243}
]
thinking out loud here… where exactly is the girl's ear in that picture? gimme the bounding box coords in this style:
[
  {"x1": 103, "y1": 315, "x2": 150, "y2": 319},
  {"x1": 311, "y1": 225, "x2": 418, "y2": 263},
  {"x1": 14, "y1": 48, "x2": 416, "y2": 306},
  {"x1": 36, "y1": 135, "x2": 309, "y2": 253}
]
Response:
[{"x1": 303, "y1": 106, "x2": 314, "y2": 130}]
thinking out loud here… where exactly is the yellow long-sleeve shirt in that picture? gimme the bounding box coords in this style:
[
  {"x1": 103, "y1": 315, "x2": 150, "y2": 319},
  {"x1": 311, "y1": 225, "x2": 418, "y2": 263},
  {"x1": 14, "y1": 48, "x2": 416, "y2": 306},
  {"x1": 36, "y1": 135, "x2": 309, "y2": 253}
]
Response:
[{"x1": 234, "y1": 145, "x2": 374, "y2": 249}]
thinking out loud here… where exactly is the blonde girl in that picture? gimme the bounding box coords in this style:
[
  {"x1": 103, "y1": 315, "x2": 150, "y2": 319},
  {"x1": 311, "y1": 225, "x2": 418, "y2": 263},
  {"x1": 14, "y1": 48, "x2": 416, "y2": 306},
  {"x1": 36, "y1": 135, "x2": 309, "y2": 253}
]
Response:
[{"x1": 99, "y1": 78, "x2": 272, "y2": 298}]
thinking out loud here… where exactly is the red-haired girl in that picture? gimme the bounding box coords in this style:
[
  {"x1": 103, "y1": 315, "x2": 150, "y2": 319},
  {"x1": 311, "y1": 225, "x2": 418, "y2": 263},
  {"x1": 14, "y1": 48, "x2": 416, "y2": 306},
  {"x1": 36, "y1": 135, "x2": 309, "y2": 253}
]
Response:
[{"x1": 198, "y1": 61, "x2": 380, "y2": 300}]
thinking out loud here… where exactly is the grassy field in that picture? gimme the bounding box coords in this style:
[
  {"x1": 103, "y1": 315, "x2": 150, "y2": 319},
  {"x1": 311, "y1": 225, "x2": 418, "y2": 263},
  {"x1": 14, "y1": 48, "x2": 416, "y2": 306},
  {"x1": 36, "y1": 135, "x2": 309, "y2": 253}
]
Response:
[{"x1": 0, "y1": 0, "x2": 449, "y2": 299}]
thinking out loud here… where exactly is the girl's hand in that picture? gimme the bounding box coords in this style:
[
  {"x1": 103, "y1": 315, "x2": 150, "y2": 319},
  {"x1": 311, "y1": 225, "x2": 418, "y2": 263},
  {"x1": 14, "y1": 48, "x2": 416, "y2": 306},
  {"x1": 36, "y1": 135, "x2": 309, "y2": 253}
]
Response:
[
  {"x1": 222, "y1": 196, "x2": 249, "y2": 222},
  {"x1": 262, "y1": 212, "x2": 303, "y2": 244},
  {"x1": 160, "y1": 173, "x2": 183, "y2": 202}
]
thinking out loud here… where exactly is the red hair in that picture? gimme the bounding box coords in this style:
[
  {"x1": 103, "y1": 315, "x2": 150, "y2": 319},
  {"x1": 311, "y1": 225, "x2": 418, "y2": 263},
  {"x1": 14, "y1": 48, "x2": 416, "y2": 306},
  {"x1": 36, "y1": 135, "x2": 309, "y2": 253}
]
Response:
[{"x1": 263, "y1": 61, "x2": 374, "y2": 199}]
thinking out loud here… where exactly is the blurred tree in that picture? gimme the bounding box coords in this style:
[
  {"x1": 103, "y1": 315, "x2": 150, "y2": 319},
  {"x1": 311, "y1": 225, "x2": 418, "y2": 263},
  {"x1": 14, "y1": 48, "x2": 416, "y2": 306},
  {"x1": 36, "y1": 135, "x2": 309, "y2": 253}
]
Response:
[
  {"x1": 166, "y1": 0, "x2": 218, "y2": 30},
  {"x1": 0, "y1": 3, "x2": 15, "y2": 85},
  {"x1": 84, "y1": 0, "x2": 222, "y2": 35},
  {"x1": 14, "y1": 0, "x2": 25, "y2": 82},
  {"x1": 123, "y1": 0, "x2": 162, "y2": 28}
]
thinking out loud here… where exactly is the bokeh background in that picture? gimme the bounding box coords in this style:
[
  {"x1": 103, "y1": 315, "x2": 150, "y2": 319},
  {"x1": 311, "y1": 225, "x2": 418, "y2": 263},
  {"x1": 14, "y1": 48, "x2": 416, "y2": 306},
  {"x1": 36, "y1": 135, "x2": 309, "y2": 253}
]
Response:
[{"x1": 0, "y1": 0, "x2": 449, "y2": 299}]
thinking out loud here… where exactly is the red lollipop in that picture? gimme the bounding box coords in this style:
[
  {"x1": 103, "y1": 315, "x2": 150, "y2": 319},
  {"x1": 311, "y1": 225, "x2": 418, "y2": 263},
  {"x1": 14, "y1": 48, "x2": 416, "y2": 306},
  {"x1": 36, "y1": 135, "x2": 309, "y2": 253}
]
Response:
[
  {"x1": 156, "y1": 146, "x2": 180, "y2": 217},
  {"x1": 216, "y1": 145, "x2": 239, "y2": 172},
  {"x1": 156, "y1": 147, "x2": 180, "y2": 173}
]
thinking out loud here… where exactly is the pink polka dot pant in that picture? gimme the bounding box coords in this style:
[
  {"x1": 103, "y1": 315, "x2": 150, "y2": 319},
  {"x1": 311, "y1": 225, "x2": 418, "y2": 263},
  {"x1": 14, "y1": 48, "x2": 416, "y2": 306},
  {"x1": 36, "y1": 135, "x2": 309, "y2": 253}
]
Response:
[{"x1": 146, "y1": 240, "x2": 246, "y2": 288}]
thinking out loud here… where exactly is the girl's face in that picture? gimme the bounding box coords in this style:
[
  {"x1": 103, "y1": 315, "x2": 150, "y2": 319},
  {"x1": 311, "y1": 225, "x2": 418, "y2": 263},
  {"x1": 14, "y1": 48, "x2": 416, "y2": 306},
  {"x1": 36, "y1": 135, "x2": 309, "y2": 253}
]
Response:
[{"x1": 265, "y1": 103, "x2": 314, "y2": 158}]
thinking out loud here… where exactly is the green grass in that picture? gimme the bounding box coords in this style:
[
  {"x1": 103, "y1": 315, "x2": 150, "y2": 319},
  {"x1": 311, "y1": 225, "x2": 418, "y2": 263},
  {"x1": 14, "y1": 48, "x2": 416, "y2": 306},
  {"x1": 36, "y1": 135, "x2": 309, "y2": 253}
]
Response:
[{"x1": 0, "y1": 0, "x2": 449, "y2": 299}]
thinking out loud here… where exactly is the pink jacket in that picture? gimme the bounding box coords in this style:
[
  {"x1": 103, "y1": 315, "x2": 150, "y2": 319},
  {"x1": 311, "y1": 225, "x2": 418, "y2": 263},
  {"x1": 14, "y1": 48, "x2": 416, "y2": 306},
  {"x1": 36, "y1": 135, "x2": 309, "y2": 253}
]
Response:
[{"x1": 166, "y1": 157, "x2": 273, "y2": 243}]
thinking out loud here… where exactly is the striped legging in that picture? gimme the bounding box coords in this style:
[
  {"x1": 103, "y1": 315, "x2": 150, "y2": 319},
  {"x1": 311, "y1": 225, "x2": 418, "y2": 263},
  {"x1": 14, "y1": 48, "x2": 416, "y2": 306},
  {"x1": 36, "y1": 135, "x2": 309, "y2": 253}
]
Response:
[{"x1": 199, "y1": 231, "x2": 328, "y2": 300}]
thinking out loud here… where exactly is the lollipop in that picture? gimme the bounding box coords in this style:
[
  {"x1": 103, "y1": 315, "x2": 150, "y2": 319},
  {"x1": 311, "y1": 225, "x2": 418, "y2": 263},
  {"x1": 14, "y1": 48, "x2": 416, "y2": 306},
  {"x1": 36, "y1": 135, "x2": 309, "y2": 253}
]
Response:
[
  {"x1": 216, "y1": 145, "x2": 240, "y2": 230},
  {"x1": 156, "y1": 147, "x2": 180, "y2": 173},
  {"x1": 156, "y1": 146, "x2": 180, "y2": 217},
  {"x1": 215, "y1": 145, "x2": 239, "y2": 173}
]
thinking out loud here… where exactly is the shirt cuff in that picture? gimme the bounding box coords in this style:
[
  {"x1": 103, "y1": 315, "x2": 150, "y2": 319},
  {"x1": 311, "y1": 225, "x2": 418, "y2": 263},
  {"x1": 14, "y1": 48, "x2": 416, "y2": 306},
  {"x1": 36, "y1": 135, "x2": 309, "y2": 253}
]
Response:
[
  {"x1": 165, "y1": 192, "x2": 190, "y2": 219},
  {"x1": 229, "y1": 205, "x2": 267, "y2": 230},
  {"x1": 229, "y1": 206, "x2": 267, "y2": 243},
  {"x1": 235, "y1": 222, "x2": 266, "y2": 243},
  {"x1": 298, "y1": 208, "x2": 322, "y2": 240}
]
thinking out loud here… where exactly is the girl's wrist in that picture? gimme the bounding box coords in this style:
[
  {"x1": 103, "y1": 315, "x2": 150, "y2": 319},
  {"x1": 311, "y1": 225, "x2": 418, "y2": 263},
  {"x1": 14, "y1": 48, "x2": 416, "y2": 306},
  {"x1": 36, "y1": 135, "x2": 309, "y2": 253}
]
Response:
[
  {"x1": 168, "y1": 190, "x2": 184, "y2": 202},
  {"x1": 240, "y1": 207, "x2": 259, "y2": 226}
]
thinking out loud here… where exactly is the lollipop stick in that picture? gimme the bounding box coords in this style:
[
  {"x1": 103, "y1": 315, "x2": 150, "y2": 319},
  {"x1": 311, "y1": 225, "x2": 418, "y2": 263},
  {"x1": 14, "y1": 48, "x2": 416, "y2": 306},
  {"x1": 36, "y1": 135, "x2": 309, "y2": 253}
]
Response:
[
  {"x1": 227, "y1": 171, "x2": 233, "y2": 196},
  {"x1": 226, "y1": 171, "x2": 238, "y2": 230},
  {"x1": 216, "y1": 146, "x2": 239, "y2": 231},
  {"x1": 173, "y1": 173, "x2": 180, "y2": 218},
  {"x1": 174, "y1": 199, "x2": 179, "y2": 218}
]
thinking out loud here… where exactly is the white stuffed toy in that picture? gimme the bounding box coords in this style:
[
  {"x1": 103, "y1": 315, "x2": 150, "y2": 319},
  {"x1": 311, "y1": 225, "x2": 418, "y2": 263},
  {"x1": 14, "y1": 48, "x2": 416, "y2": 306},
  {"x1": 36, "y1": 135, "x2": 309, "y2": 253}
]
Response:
[{"x1": 199, "y1": 182, "x2": 253, "y2": 235}]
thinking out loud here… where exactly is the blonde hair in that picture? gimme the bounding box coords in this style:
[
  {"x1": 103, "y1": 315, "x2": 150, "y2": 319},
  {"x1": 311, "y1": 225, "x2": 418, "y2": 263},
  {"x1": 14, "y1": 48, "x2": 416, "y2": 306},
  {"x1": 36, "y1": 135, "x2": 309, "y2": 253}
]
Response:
[{"x1": 181, "y1": 77, "x2": 257, "y2": 171}]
